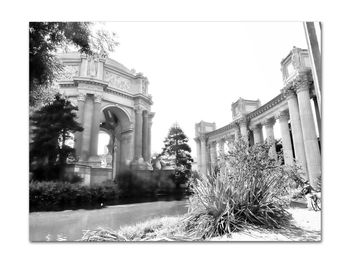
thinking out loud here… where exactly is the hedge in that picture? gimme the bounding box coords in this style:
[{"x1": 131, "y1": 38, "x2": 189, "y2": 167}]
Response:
[{"x1": 30, "y1": 181, "x2": 120, "y2": 212}]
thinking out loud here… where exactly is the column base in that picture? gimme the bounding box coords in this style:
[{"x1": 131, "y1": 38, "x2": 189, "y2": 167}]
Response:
[
  {"x1": 85, "y1": 155, "x2": 101, "y2": 168},
  {"x1": 130, "y1": 157, "x2": 148, "y2": 170}
]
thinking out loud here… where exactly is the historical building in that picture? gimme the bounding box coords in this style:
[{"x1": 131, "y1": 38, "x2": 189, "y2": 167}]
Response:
[
  {"x1": 194, "y1": 47, "x2": 322, "y2": 189},
  {"x1": 57, "y1": 52, "x2": 155, "y2": 185}
]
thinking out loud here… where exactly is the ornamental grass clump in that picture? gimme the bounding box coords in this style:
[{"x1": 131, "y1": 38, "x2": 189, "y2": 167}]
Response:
[{"x1": 185, "y1": 137, "x2": 300, "y2": 239}]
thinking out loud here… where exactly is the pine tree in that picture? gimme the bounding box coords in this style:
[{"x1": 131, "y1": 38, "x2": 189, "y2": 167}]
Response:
[
  {"x1": 160, "y1": 123, "x2": 194, "y2": 185},
  {"x1": 30, "y1": 94, "x2": 83, "y2": 181}
]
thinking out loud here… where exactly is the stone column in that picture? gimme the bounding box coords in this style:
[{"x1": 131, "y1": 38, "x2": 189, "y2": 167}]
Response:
[
  {"x1": 121, "y1": 131, "x2": 133, "y2": 169},
  {"x1": 276, "y1": 111, "x2": 294, "y2": 165},
  {"x1": 195, "y1": 138, "x2": 201, "y2": 171},
  {"x1": 75, "y1": 93, "x2": 86, "y2": 158},
  {"x1": 313, "y1": 97, "x2": 322, "y2": 141},
  {"x1": 89, "y1": 94, "x2": 102, "y2": 161},
  {"x1": 142, "y1": 111, "x2": 149, "y2": 162},
  {"x1": 296, "y1": 80, "x2": 321, "y2": 189},
  {"x1": 200, "y1": 135, "x2": 207, "y2": 175},
  {"x1": 209, "y1": 141, "x2": 217, "y2": 171},
  {"x1": 80, "y1": 95, "x2": 93, "y2": 161},
  {"x1": 147, "y1": 113, "x2": 155, "y2": 164},
  {"x1": 263, "y1": 118, "x2": 277, "y2": 159},
  {"x1": 112, "y1": 131, "x2": 121, "y2": 180},
  {"x1": 239, "y1": 118, "x2": 248, "y2": 142},
  {"x1": 133, "y1": 107, "x2": 144, "y2": 164},
  {"x1": 252, "y1": 124, "x2": 263, "y2": 144},
  {"x1": 284, "y1": 89, "x2": 308, "y2": 179}
]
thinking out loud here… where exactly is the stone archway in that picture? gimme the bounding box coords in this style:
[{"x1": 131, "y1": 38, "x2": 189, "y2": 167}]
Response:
[{"x1": 100, "y1": 105, "x2": 133, "y2": 180}]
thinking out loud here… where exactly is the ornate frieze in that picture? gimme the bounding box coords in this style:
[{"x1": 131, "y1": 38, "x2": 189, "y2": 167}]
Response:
[
  {"x1": 105, "y1": 71, "x2": 131, "y2": 92},
  {"x1": 58, "y1": 65, "x2": 80, "y2": 80},
  {"x1": 105, "y1": 87, "x2": 134, "y2": 100}
]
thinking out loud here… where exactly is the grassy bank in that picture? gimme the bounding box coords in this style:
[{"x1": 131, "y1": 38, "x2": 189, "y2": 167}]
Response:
[
  {"x1": 80, "y1": 215, "x2": 195, "y2": 241},
  {"x1": 80, "y1": 208, "x2": 321, "y2": 242}
]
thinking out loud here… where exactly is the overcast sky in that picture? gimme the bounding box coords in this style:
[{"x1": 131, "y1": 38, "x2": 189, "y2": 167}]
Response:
[{"x1": 100, "y1": 22, "x2": 308, "y2": 159}]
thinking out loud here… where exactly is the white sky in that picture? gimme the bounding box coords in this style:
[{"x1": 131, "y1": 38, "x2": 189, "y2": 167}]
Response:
[{"x1": 101, "y1": 22, "x2": 308, "y2": 159}]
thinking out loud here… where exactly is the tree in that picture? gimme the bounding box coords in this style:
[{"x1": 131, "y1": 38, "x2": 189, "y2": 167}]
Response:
[
  {"x1": 160, "y1": 123, "x2": 194, "y2": 186},
  {"x1": 29, "y1": 22, "x2": 118, "y2": 106},
  {"x1": 30, "y1": 94, "x2": 83, "y2": 181}
]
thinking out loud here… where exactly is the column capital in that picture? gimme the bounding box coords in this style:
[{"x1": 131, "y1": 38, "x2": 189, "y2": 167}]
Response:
[
  {"x1": 275, "y1": 111, "x2": 290, "y2": 121},
  {"x1": 209, "y1": 140, "x2": 217, "y2": 147},
  {"x1": 281, "y1": 81, "x2": 297, "y2": 98},
  {"x1": 250, "y1": 123, "x2": 262, "y2": 131},
  {"x1": 94, "y1": 94, "x2": 102, "y2": 103},
  {"x1": 135, "y1": 106, "x2": 143, "y2": 114},
  {"x1": 237, "y1": 117, "x2": 248, "y2": 126},
  {"x1": 262, "y1": 118, "x2": 276, "y2": 127},
  {"x1": 294, "y1": 72, "x2": 312, "y2": 94},
  {"x1": 199, "y1": 134, "x2": 207, "y2": 142},
  {"x1": 77, "y1": 93, "x2": 86, "y2": 102}
]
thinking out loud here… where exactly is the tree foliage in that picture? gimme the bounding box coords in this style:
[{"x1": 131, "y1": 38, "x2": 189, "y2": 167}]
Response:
[
  {"x1": 30, "y1": 94, "x2": 83, "y2": 181},
  {"x1": 160, "y1": 123, "x2": 193, "y2": 185},
  {"x1": 29, "y1": 22, "x2": 118, "y2": 106}
]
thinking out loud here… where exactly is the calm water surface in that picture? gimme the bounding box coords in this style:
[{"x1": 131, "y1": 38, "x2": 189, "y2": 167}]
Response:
[{"x1": 30, "y1": 199, "x2": 189, "y2": 241}]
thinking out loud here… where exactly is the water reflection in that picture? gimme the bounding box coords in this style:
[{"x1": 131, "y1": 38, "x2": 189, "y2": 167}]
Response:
[{"x1": 30, "y1": 199, "x2": 189, "y2": 242}]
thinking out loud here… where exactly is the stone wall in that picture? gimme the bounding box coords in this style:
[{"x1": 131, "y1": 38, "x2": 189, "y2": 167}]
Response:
[{"x1": 90, "y1": 167, "x2": 113, "y2": 185}]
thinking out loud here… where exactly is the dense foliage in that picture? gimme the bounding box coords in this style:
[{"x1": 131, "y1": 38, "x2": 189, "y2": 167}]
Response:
[
  {"x1": 30, "y1": 181, "x2": 119, "y2": 212},
  {"x1": 30, "y1": 94, "x2": 83, "y2": 181},
  {"x1": 29, "y1": 22, "x2": 118, "y2": 106},
  {"x1": 160, "y1": 123, "x2": 193, "y2": 186},
  {"x1": 30, "y1": 22, "x2": 90, "y2": 106},
  {"x1": 185, "y1": 137, "x2": 301, "y2": 239}
]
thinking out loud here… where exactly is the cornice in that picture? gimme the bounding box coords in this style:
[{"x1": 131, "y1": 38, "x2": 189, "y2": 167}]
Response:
[
  {"x1": 206, "y1": 121, "x2": 238, "y2": 138},
  {"x1": 73, "y1": 77, "x2": 109, "y2": 88},
  {"x1": 247, "y1": 93, "x2": 286, "y2": 120}
]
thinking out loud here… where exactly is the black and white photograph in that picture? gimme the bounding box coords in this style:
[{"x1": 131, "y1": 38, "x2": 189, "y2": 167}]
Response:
[
  {"x1": 28, "y1": 21, "x2": 322, "y2": 242},
  {"x1": 3, "y1": 1, "x2": 350, "y2": 261}
]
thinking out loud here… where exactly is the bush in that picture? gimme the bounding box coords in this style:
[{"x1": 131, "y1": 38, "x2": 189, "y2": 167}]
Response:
[
  {"x1": 185, "y1": 137, "x2": 300, "y2": 239},
  {"x1": 29, "y1": 180, "x2": 119, "y2": 212}
]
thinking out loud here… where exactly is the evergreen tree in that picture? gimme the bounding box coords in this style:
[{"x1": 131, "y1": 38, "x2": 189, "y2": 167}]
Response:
[
  {"x1": 30, "y1": 94, "x2": 83, "y2": 181},
  {"x1": 160, "y1": 123, "x2": 194, "y2": 185}
]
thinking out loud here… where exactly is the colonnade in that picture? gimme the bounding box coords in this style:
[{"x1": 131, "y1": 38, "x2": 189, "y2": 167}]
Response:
[{"x1": 195, "y1": 72, "x2": 321, "y2": 189}]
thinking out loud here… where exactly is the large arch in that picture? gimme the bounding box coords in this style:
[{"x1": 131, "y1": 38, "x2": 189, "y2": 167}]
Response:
[
  {"x1": 100, "y1": 104, "x2": 132, "y2": 132},
  {"x1": 100, "y1": 105, "x2": 134, "y2": 180}
]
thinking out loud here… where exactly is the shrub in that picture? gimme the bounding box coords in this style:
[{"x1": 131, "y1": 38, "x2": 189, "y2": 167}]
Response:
[
  {"x1": 29, "y1": 180, "x2": 120, "y2": 212},
  {"x1": 185, "y1": 137, "x2": 300, "y2": 239}
]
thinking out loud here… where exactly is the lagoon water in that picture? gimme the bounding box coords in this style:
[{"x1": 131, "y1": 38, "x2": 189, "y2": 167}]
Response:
[{"x1": 29, "y1": 199, "x2": 189, "y2": 241}]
